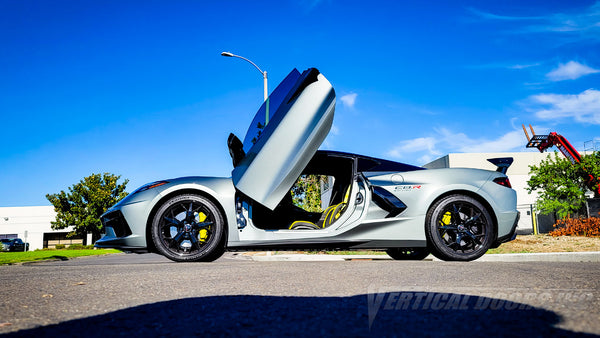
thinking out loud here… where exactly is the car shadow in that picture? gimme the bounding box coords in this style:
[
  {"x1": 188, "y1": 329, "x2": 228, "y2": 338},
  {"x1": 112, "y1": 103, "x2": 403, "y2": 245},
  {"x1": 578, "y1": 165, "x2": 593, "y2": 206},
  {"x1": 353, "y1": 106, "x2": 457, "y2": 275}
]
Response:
[
  {"x1": 6, "y1": 292, "x2": 594, "y2": 337},
  {"x1": 47, "y1": 255, "x2": 69, "y2": 261}
]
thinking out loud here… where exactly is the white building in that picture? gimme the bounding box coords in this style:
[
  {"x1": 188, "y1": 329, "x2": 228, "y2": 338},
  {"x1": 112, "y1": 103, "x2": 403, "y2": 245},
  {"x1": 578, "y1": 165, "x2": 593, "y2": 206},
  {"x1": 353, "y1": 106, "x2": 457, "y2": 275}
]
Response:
[
  {"x1": 424, "y1": 152, "x2": 554, "y2": 233},
  {"x1": 0, "y1": 206, "x2": 88, "y2": 251}
]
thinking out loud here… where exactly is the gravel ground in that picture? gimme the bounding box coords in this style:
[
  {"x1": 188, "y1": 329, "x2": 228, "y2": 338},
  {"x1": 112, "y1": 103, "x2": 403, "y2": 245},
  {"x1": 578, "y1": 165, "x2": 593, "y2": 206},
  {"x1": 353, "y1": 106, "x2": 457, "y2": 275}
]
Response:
[{"x1": 488, "y1": 235, "x2": 600, "y2": 254}]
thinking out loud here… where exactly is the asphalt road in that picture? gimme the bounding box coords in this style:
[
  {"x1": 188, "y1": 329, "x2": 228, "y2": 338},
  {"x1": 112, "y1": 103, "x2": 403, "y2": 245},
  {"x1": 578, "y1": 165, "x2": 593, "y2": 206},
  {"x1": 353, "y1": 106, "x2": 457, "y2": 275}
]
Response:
[{"x1": 0, "y1": 253, "x2": 598, "y2": 337}]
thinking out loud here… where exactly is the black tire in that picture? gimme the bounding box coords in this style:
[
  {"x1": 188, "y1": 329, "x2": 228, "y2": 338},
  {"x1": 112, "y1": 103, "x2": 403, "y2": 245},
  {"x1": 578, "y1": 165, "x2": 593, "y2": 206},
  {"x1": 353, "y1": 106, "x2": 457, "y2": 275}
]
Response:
[
  {"x1": 151, "y1": 194, "x2": 225, "y2": 262},
  {"x1": 425, "y1": 194, "x2": 494, "y2": 261},
  {"x1": 386, "y1": 247, "x2": 430, "y2": 260}
]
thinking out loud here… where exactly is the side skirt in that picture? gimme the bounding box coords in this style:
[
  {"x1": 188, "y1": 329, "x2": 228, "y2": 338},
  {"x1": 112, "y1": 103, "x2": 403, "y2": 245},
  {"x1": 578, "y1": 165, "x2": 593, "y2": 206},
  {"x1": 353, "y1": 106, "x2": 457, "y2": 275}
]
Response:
[{"x1": 227, "y1": 239, "x2": 427, "y2": 251}]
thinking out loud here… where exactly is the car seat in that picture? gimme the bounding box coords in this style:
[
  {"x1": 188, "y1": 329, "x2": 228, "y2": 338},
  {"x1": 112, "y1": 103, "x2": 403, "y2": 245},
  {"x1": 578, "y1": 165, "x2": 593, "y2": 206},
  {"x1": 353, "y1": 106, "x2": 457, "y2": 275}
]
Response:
[{"x1": 289, "y1": 185, "x2": 351, "y2": 230}]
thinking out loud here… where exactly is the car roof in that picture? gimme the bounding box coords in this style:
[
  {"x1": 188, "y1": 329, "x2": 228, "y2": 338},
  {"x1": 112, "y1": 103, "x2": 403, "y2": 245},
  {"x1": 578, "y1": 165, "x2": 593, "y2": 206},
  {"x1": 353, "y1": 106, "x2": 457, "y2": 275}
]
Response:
[{"x1": 315, "y1": 150, "x2": 425, "y2": 172}]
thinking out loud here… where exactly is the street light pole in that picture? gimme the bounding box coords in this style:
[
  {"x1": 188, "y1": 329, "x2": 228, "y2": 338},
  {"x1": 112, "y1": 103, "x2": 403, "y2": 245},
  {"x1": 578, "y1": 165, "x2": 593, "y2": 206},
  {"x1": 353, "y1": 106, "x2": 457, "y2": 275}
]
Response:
[
  {"x1": 221, "y1": 51, "x2": 269, "y2": 124},
  {"x1": 221, "y1": 52, "x2": 268, "y2": 101}
]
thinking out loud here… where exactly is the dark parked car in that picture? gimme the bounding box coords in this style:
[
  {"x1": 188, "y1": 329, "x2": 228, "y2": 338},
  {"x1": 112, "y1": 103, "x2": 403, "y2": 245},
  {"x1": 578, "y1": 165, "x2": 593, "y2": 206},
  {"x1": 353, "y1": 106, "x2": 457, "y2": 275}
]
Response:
[{"x1": 1, "y1": 238, "x2": 29, "y2": 252}]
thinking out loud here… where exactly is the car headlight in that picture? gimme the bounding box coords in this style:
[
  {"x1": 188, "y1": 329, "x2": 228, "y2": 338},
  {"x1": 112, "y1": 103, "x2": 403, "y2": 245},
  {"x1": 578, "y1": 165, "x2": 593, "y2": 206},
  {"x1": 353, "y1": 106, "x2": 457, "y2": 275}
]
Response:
[{"x1": 131, "y1": 180, "x2": 169, "y2": 195}]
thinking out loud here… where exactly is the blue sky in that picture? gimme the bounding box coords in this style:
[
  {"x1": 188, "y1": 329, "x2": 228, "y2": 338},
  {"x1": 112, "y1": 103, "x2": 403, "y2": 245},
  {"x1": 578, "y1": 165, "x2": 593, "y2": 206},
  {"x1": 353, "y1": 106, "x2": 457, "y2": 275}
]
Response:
[{"x1": 1, "y1": 0, "x2": 599, "y2": 206}]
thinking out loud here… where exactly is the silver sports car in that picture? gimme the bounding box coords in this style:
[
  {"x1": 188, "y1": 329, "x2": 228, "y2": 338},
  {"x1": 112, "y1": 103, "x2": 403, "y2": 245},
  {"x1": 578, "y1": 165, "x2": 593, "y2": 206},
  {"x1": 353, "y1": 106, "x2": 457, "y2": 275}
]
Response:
[{"x1": 95, "y1": 68, "x2": 519, "y2": 262}]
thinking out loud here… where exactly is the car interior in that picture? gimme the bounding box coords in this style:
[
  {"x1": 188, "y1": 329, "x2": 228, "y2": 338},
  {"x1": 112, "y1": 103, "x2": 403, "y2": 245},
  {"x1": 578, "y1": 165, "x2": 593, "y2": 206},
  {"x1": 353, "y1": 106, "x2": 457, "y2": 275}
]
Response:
[{"x1": 241, "y1": 152, "x2": 355, "y2": 230}]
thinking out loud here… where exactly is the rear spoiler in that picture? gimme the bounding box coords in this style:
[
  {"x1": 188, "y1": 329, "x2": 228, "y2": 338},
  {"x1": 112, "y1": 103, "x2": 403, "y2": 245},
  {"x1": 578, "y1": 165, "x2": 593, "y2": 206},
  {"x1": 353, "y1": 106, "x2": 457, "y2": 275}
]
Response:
[{"x1": 487, "y1": 157, "x2": 513, "y2": 175}]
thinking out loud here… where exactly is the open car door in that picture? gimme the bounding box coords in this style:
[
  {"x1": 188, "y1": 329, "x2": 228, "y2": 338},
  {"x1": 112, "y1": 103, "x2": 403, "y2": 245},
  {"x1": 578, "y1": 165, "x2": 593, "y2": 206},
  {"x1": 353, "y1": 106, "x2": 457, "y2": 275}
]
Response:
[{"x1": 231, "y1": 68, "x2": 336, "y2": 210}]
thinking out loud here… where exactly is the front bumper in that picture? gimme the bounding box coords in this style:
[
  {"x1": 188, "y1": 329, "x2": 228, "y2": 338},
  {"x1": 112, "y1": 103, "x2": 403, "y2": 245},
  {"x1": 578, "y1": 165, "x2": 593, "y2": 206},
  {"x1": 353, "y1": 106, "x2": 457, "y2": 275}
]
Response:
[{"x1": 95, "y1": 205, "x2": 148, "y2": 250}]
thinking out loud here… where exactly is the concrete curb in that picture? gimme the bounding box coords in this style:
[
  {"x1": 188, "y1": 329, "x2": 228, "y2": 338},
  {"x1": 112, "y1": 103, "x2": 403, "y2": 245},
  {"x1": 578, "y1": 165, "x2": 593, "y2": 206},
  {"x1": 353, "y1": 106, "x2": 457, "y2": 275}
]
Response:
[
  {"x1": 245, "y1": 254, "x2": 392, "y2": 262},
  {"x1": 475, "y1": 251, "x2": 600, "y2": 262},
  {"x1": 235, "y1": 251, "x2": 600, "y2": 262}
]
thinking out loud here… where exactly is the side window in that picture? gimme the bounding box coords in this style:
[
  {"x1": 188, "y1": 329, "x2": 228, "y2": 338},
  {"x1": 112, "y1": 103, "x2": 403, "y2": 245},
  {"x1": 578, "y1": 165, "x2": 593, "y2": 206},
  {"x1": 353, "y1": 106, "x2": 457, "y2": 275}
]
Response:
[{"x1": 290, "y1": 175, "x2": 335, "y2": 212}]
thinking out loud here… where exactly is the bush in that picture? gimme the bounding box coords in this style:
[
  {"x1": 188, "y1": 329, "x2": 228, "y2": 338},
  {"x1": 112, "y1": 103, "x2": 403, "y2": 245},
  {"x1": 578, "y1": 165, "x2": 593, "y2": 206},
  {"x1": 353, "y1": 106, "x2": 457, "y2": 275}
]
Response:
[
  {"x1": 55, "y1": 244, "x2": 66, "y2": 249},
  {"x1": 67, "y1": 244, "x2": 84, "y2": 250},
  {"x1": 67, "y1": 244, "x2": 94, "y2": 250},
  {"x1": 549, "y1": 217, "x2": 600, "y2": 237}
]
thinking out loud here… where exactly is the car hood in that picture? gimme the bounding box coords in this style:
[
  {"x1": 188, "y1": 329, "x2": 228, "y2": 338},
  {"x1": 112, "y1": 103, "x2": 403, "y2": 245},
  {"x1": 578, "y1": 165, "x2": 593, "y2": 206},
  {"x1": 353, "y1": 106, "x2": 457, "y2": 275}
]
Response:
[{"x1": 231, "y1": 68, "x2": 336, "y2": 210}]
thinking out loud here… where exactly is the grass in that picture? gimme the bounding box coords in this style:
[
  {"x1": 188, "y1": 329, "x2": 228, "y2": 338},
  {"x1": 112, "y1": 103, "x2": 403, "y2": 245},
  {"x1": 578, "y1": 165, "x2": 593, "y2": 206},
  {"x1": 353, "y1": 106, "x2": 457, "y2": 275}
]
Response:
[{"x1": 0, "y1": 249, "x2": 122, "y2": 265}]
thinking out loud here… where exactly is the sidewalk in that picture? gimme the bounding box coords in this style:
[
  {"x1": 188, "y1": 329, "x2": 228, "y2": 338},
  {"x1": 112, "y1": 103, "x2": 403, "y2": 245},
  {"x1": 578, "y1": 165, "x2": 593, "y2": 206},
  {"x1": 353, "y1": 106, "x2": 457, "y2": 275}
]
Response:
[{"x1": 231, "y1": 251, "x2": 600, "y2": 262}]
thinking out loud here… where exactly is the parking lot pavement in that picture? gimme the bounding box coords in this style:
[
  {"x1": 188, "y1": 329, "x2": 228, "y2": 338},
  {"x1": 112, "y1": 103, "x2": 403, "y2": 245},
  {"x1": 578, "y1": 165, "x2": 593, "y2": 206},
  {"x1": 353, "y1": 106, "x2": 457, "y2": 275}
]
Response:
[{"x1": 0, "y1": 253, "x2": 598, "y2": 336}]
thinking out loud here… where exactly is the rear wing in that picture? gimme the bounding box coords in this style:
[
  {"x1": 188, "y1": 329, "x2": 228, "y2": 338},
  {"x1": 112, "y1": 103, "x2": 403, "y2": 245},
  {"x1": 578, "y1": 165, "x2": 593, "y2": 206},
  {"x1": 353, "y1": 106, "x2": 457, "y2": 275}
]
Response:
[{"x1": 487, "y1": 157, "x2": 513, "y2": 175}]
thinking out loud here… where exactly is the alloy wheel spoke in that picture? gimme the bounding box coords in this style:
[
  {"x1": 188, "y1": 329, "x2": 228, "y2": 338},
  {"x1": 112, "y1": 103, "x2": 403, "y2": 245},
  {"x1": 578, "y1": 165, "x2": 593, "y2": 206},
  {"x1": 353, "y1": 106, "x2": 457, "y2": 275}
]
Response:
[
  {"x1": 164, "y1": 216, "x2": 181, "y2": 226},
  {"x1": 194, "y1": 221, "x2": 214, "y2": 229},
  {"x1": 451, "y1": 204, "x2": 462, "y2": 224},
  {"x1": 465, "y1": 213, "x2": 481, "y2": 225},
  {"x1": 455, "y1": 233, "x2": 464, "y2": 247},
  {"x1": 171, "y1": 230, "x2": 185, "y2": 246},
  {"x1": 463, "y1": 229, "x2": 477, "y2": 240},
  {"x1": 189, "y1": 233, "x2": 199, "y2": 246}
]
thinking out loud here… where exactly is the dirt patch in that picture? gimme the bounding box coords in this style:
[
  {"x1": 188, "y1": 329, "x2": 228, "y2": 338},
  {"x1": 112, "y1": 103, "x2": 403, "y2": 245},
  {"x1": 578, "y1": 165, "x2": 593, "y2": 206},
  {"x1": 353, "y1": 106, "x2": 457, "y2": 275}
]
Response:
[{"x1": 488, "y1": 235, "x2": 600, "y2": 254}]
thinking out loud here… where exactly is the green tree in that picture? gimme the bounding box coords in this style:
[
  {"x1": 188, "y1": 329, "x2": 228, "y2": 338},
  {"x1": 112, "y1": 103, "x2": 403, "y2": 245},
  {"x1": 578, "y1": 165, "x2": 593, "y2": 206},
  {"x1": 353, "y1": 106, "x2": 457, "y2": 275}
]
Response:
[
  {"x1": 527, "y1": 152, "x2": 600, "y2": 219},
  {"x1": 46, "y1": 173, "x2": 129, "y2": 242},
  {"x1": 291, "y1": 174, "x2": 329, "y2": 213}
]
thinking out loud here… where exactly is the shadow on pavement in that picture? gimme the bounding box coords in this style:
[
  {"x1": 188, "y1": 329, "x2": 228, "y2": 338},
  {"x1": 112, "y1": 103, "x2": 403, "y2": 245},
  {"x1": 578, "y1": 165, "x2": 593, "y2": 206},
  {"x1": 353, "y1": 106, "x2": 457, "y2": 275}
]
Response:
[{"x1": 7, "y1": 291, "x2": 593, "y2": 337}]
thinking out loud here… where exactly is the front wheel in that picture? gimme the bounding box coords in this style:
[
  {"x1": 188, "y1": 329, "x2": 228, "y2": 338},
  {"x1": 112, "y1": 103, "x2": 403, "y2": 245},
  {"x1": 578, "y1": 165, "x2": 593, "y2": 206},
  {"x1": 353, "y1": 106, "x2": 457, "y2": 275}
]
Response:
[
  {"x1": 151, "y1": 194, "x2": 225, "y2": 262},
  {"x1": 425, "y1": 195, "x2": 494, "y2": 261},
  {"x1": 386, "y1": 247, "x2": 430, "y2": 260}
]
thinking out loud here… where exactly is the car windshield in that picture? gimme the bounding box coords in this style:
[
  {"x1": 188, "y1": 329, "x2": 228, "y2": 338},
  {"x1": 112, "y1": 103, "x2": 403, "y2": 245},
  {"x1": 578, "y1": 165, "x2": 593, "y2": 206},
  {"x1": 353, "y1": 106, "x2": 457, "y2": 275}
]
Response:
[
  {"x1": 1, "y1": 239, "x2": 11, "y2": 243},
  {"x1": 241, "y1": 69, "x2": 301, "y2": 153}
]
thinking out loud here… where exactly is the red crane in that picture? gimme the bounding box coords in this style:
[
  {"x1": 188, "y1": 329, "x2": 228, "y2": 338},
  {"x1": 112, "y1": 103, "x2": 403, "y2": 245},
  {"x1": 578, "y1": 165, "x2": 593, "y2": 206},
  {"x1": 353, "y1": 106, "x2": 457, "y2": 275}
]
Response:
[{"x1": 523, "y1": 124, "x2": 599, "y2": 198}]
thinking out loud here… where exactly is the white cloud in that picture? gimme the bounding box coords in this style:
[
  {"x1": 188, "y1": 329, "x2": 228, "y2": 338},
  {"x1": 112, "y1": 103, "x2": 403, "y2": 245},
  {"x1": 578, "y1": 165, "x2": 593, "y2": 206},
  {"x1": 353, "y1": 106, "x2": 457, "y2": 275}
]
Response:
[
  {"x1": 467, "y1": 62, "x2": 541, "y2": 70},
  {"x1": 467, "y1": 7, "x2": 542, "y2": 21},
  {"x1": 387, "y1": 137, "x2": 439, "y2": 159},
  {"x1": 432, "y1": 128, "x2": 524, "y2": 153},
  {"x1": 546, "y1": 61, "x2": 600, "y2": 81},
  {"x1": 457, "y1": 130, "x2": 525, "y2": 153},
  {"x1": 386, "y1": 128, "x2": 524, "y2": 164},
  {"x1": 330, "y1": 124, "x2": 340, "y2": 136},
  {"x1": 340, "y1": 93, "x2": 357, "y2": 108},
  {"x1": 527, "y1": 89, "x2": 600, "y2": 124},
  {"x1": 322, "y1": 124, "x2": 339, "y2": 149},
  {"x1": 469, "y1": 2, "x2": 600, "y2": 42},
  {"x1": 507, "y1": 63, "x2": 541, "y2": 70}
]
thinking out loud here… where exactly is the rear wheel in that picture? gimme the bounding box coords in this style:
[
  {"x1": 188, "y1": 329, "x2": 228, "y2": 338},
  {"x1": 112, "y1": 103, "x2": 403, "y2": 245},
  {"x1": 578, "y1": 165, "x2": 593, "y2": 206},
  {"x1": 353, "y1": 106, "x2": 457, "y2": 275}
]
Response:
[
  {"x1": 425, "y1": 194, "x2": 494, "y2": 261},
  {"x1": 386, "y1": 247, "x2": 430, "y2": 260},
  {"x1": 151, "y1": 194, "x2": 225, "y2": 262}
]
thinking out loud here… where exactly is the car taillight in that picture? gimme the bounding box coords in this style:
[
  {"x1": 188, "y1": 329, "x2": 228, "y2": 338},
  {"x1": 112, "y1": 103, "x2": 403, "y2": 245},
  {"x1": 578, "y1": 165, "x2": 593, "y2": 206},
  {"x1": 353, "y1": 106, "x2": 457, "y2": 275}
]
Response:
[{"x1": 493, "y1": 177, "x2": 512, "y2": 188}]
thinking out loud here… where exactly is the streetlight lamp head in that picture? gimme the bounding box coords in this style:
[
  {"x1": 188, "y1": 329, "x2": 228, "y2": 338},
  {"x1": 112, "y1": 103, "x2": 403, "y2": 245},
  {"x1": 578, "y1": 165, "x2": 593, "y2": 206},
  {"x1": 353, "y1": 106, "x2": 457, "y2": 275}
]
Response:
[{"x1": 221, "y1": 51, "x2": 268, "y2": 103}]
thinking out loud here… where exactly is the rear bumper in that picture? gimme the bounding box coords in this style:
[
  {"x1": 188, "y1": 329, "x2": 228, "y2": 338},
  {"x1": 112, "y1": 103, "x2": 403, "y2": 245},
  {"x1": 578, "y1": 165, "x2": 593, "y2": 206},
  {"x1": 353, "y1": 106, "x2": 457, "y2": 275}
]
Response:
[{"x1": 492, "y1": 211, "x2": 520, "y2": 248}]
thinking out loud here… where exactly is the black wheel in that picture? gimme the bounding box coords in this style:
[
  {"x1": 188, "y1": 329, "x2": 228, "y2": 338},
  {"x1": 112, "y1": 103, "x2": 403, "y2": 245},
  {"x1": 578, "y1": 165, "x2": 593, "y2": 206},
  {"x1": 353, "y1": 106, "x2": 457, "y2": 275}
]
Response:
[
  {"x1": 151, "y1": 194, "x2": 225, "y2": 262},
  {"x1": 386, "y1": 247, "x2": 430, "y2": 260},
  {"x1": 425, "y1": 194, "x2": 494, "y2": 261}
]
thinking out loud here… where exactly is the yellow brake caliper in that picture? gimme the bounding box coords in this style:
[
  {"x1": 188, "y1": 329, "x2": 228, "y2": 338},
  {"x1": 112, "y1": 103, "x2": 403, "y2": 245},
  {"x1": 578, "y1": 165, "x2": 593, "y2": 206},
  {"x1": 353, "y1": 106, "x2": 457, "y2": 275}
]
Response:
[
  {"x1": 196, "y1": 212, "x2": 209, "y2": 242},
  {"x1": 440, "y1": 211, "x2": 452, "y2": 238},
  {"x1": 441, "y1": 211, "x2": 451, "y2": 225}
]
